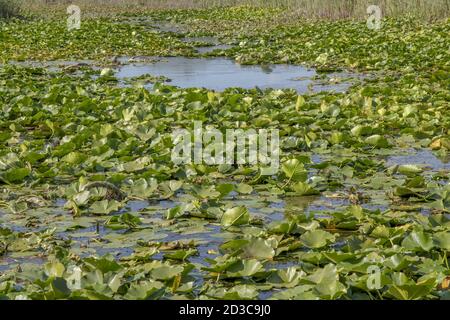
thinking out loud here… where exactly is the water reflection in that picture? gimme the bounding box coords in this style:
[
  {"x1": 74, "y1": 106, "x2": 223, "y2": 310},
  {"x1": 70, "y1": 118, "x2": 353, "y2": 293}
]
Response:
[{"x1": 116, "y1": 56, "x2": 356, "y2": 93}]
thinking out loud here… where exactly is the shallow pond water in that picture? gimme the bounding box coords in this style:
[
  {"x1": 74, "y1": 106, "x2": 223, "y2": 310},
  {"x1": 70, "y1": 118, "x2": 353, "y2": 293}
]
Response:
[
  {"x1": 5, "y1": 59, "x2": 99, "y2": 74},
  {"x1": 4, "y1": 56, "x2": 360, "y2": 94},
  {"x1": 387, "y1": 149, "x2": 450, "y2": 171},
  {"x1": 117, "y1": 56, "x2": 357, "y2": 93},
  {"x1": 0, "y1": 188, "x2": 389, "y2": 271}
]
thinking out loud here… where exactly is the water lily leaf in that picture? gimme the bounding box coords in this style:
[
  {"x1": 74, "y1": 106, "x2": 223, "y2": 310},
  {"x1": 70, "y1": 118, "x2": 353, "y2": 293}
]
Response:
[
  {"x1": 315, "y1": 53, "x2": 328, "y2": 64},
  {"x1": 282, "y1": 159, "x2": 307, "y2": 182},
  {"x1": 351, "y1": 125, "x2": 372, "y2": 137},
  {"x1": 100, "y1": 68, "x2": 114, "y2": 77},
  {"x1": 1, "y1": 167, "x2": 31, "y2": 183},
  {"x1": 150, "y1": 265, "x2": 184, "y2": 281},
  {"x1": 365, "y1": 135, "x2": 389, "y2": 148},
  {"x1": 295, "y1": 95, "x2": 306, "y2": 111},
  {"x1": 45, "y1": 261, "x2": 65, "y2": 278},
  {"x1": 236, "y1": 183, "x2": 253, "y2": 194},
  {"x1": 394, "y1": 186, "x2": 417, "y2": 197},
  {"x1": 164, "y1": 248, "x2": 197, "y2": 261},
  {"x1": 192, "y1": 185, "x2": 221, "y2": 199},
  {"x1": 52, "y1": 142, "x2": 76, "y2": 157},
  {"x1": 370, "y1": 225, "x2": 391, "y2": 239},
  {"x1": 62, "y1": 152, "x2": 88, "y2": 165},
  {"x1": 1, "y1": 13, "x2": 450, "y2": 301},
  {"x1": 278, "y1": 267, "x2": 302, "y2": 284},
  {"x1": 226, "y1": 259, "x2": 263, "y2": 278},
  {"x1": 169, "y1": 180, "x2": 183, "y2": 192},
  {"x1": 300, "y1": 230, "x2": 335, "y2": 249},
  {"x1": 322, "y1": 252, "x2": 355, "y2": 264},
  {"x1": 135, "y1": 126, "x2": 156, "y2": 142},
  {"x1": 402, "y1": 105, "x2": 417, "y2": 118},
  {"x1": 72, "y1": 191, "x2": 90, "y2": 206},
  {"x1": 125, "y1": 281, "x2": 165, "y2": 300},
  {"x1": 221, "y1": 206, "x2": 250, "y2": 227},
  {"x1": 205, "y1": 284, "x2": 258, "y2": 300},
  {"x1": 398, "y1": 165, "x2": 423, "y2": 176},
  {"x1": 108, "y1": 274, "x2": 122, "y2": 293},
  {"x1": 348, "y1": 205, "x2": 364, "y2": 220},
  {"x1": 291, "y1": 181, "x2": 320, "y2": 196},
  {"x1": 117, "y1": 157, "x2": 150, "y2": 173},
  {"x1": 242, "y1": 238, "x2": 276, "y2": 260},
  {"x1": 90, "y1": 200, "x2": 122, "y2": 215},
  {"x1": 303, "y1": 264, "x2": 346, "y2": 299},
  {"x1": 216, "y1": 183, "x2": 235, "y2": 197},
  {"x1": 105, "y1": 213, "x2": 141, "y2": 230},
  {"x1": 270, "y1": 285, "x2": 317, "y2": 300},
  {"x1": 220, "y1": 239, "x2": 249, "y2": 252},
  {"x1": 384, "y1": 254, "x2": 410, "y2": 271},
  {"x1": 130, "y1": 178, "x2": 157, "y2": 198},
  {"x1": 385, "y1": 277, "x2": 436, "y2": 300},
  {"x1": 401, "y1": 230, "x2": 434, "y2": 252},
  {"x1": 329, "y1": 132, "x2": 345, "y2": 145},
  {"x1": 391, "y1": 272, "x2": 413, "y2": 286},
  {"x1": 433, "y1": 232, "x2": 450, "y2": 250},
  {"x1": 166, "y1": 206, "x2": 184, "y2": 220},
  {"x1": 50, "y1": 278, "x2": 71, "y2": 299},
  {"x1": 84, "y1": 256, "x2": 122, "y2": 274}
]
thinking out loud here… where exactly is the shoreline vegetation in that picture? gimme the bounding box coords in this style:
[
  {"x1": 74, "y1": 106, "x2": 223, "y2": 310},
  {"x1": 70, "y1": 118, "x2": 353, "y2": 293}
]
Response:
[
  {"x1": 0, "y1": 0, "x2": 449, "y2": 301},
  {"x1": 0, "y1": 0, "x2": 21, "y2": 19},
  {"x1": 4, "y1": 0, "x2": 450, "y2": 21}
]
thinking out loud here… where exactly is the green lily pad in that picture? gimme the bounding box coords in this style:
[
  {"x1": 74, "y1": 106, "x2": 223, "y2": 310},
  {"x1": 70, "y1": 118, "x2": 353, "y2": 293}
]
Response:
[{"x1": 221, "y1": 206, "x2": 250, "y2": 227}]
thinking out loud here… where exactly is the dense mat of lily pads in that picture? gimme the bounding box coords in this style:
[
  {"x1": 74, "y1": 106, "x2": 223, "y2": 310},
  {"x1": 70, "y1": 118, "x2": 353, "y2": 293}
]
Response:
[{"x1": 0, "y1": 6, "x2": 449, "y2": 300}]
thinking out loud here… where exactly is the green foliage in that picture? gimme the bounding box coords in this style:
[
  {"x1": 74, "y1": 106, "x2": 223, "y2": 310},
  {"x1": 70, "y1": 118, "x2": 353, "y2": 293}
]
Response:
[{"x1": 0, "y1": 6, "x2": 449, "y2": 300}]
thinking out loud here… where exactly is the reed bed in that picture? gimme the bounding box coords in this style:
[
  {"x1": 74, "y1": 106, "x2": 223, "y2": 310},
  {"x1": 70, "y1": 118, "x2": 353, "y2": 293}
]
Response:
[
  {"x1": 0, "y1": 0, "x2": 21, "y2": 18},
  {"x1": 20, "y1": 0, "x2": 450, "y2": 21}
]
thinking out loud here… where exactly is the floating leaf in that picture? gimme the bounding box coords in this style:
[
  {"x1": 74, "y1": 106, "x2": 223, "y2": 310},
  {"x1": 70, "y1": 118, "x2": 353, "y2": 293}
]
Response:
[
  {"x1": 221, "y1": 206, "x2": 250, "y2": 227},
  {"x1": 282, "y1": 159, "x2": 307, "y2": 182},
  {"x1": 300, "y1": 230, "x2": 335, "y2": 249},
  {"x1": 236, "y1": 183, "x2": 253, "y2": 194},
  {"x1": 401, "y1": 230, "x2": 434, "y2": 252},
  {"x1": 365, "y1": 135, "x2": 389, "y2": 148},
  {"x1": 242, "y1": 238, "x2": 276, "y2": 260},
  {"x1": 90, "y1": 200, "x2": 122, "y2": 215},
  {"x1": 226, "y1": 259, "x2": 263, "y2": 278}
]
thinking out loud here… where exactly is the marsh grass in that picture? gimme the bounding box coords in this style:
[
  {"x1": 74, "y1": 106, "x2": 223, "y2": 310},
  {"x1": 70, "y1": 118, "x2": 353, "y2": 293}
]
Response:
[
  {"x1": 280, "y1": 0, "x2": 450, "y2": 21},
  {"x1": 24, "y1": 0, "x2": 450, "y2": 20}
]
